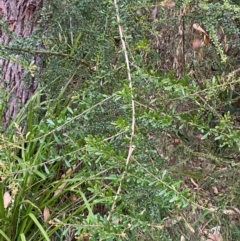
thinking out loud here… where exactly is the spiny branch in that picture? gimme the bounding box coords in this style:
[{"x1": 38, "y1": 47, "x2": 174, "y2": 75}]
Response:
[{"x1": 0, "y1": 44, "x2": 90, "y2": 67}]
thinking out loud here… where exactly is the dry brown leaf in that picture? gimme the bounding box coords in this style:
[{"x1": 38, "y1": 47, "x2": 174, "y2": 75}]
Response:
[
  {"x1": 192, "y1": 39, "x2": 204, "y2": 49},
  {"x1": 43, "y1": 206, "x2": 50, "y2": 222},
  {"x1": 223, "y1": 209, "x2": 239, "y2": 217},
  {"x1": 207, "y1": 232, "x2": 223, "y2": 241},
  {"x1": 54, "y1": 165, "x2": 77, "y2": 196},
  {"x1": 185, "y1": 222, "x2": 195, "y2": 233},
  {"x1": 66, "y1": 165, "x2": 76, "y2": 175},
  {"x1": 198, "y1": 48, "x2": 203, "y2": 61},
  {"x1": 212, "y1": 186, "x2": 218, "y2": 194},
  {"x1": 193, "y1": 23, "x2": 210, "y2": 46},
  {"x1": 204, "y1": 34, "x2": 210, "y2": 45},
  {"x1": 161, "y1": 0, "x2": 176, "y2": 8},
  {"x1": 180, "y1": 235, "x2": 186, "y2": 241},
  {"x1": 54, "y1": 182, "x2": 66, "y2": 196},
  {"x1": 61, "y1": 164, "x2": 77, "y2": 178},
  {"x1": 3, "y1": 191, "x2": 11, "y2": 208},
  {"x1": 163, "y1": 218, "x2": 172, "y2": 227},
  {"x1": 223, "y1": 35, "x2": 228, "y2": 52},
  {"x1": 190, "y1": 178, "x2": 199, "y2": 188},
  {"x1": 70, "y1": 194, "x2": 78, "y2": 202},
  {"x1": 195, "y1": 134, "x2": 203, "y2": 140},
  {"x1": 76, "y1": 233, "x2": 90, "y2": 241},
  {"x1": 152, "y1": 6, "x2": 158, "y2": 20},
  {"x1": 173, "y1": 138, "x2": 181, "y2": 144},
  {"x1": 155, "y1": 224, "x2": 164, "y2": 230},
  {"x1": 193, "y1": 23, "x2": 207, "y2": 35},
  {"x1": 120, "y1": 232, "x2": 127, "y2": 238},
  {"x1": 233, "y1": 207, "x2": 240, "y2": 215},
  {"x1": 208, "y1": 207, "x2": 217, "y2": 213}
]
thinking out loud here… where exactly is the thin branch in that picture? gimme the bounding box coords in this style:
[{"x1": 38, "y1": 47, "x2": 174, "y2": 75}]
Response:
[
  {"x1": 227, "y1": 67, "x2": 240, "y2": 78},
  {"x1": 182, "y1": 9, "x2": 185, "y2": 76},
  {"x1": 1, "y1": 44, "x2": 72, "y2": 57},
  {"x1": 107, "y1": 0, "x2": 136, "y2": 221},
  {"x1": 0, "y1": 44, "x2": 90, "y2": 67}
]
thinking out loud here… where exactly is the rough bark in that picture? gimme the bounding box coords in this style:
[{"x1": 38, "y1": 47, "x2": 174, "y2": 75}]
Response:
[{"x1": 0, "y1": 0, "x2": 43, "y2": 127}]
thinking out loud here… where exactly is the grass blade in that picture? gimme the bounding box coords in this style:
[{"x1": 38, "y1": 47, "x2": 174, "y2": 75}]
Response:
[
  {"x1": 0, "y1": 185, "x2": 5, "y2": 219},
  {"x1": 28, "y1": 213, "x2": 50, "y2": 241},
  {"x1": 20, "y1": 233, "x2": 27, "y2": 241},
  {"x1": 0, "y1": 230, "x2": 11, "y2": 241},
  {"x1": 79, "y1": 190, "x2": 94, "y2": 217}
]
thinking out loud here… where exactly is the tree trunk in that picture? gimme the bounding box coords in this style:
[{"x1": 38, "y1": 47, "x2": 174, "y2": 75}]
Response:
[{"x1": 0, "y1": 0, "x2": 43, "y2": 128}]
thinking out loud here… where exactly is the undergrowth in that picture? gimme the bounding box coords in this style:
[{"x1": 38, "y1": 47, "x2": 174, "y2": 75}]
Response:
[{"x1": 0, "y1": 0, "x2": 240, "y2": 241}]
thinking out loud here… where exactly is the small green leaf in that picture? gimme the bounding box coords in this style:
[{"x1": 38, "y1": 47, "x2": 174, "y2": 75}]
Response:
[
  {"x1": 201, "y1": 132, "x2": 210, "y2": 140},
  {"x1": 46, "y1": 119, "x2": 55, "y2": 127}
]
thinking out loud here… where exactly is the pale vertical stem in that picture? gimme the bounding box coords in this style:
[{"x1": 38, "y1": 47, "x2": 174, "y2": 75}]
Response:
[{"x1": 106, "y1": 0, "x2": 136, "y2": 221}]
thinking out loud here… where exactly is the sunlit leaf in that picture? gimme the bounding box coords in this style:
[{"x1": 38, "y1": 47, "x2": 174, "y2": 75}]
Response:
[{"x1": 3, "y1": 192, "x2": 11, "y2": 209}]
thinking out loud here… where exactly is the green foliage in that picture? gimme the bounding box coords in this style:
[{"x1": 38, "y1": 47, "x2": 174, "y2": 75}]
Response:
[{"x1": 0, "y1": 0, "x2": 240, "y2": 240}]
